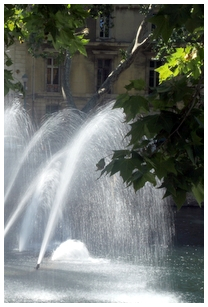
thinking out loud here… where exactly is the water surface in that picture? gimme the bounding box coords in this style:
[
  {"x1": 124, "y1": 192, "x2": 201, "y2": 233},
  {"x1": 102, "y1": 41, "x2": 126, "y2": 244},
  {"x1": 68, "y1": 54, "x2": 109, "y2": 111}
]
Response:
[{"x1": 4, "y1": 245, "x2": 203, "y2": 303}]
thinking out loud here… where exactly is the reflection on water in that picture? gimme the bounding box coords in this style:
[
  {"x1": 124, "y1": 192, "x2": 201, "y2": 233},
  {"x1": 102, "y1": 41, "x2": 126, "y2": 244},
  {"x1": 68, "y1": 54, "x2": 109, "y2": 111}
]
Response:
[{"x1": 4, "y1": 244, "x2": 203, "y2": 303}]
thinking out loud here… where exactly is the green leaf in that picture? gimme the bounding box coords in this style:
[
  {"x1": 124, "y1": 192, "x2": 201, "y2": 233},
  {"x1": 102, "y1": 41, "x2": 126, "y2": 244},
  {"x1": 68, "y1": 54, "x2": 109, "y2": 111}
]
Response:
[
  {"x1": 155, "y1": 63, "x2": 173, "y2": 83},
  {"x1": 161, "y1": 159, "x2": 177, "y2": 178},
  {"x1": 112, "y1": 150, "x2": 130, "y2": 159},
  {"x1": 4, "y1": 83, "x2": 10, "y2": 96},
  {"x1": 118, "y1": 95, "x2": 150, "y2": 122},
  {"x1": 156, "y1": 83, "x2": 171, "y2": 93},
  {"x1": 185, "y1": 146, "x2": 195, "y2": 165},
  {"x1": 162, "y1": 189, "x2": 172, "y2": 199},
  {"x1": 194, "y1": 116, "x2": 204, "y2": 128},
  {"x1": 129, "y1": 95, "x2": 149, "y2": 114},
  {"x1": 143, "y1": 114, "x2": 163, "y2": 138},
  {"x1": 124, "y1": 79, "x2": 145, "y2": 91},
  {"x1": 77, "y1": 41, "x2": 88, "y2": 56},
  {"x1": 108, "y1": 159, "x2": 123, "y2": 176},
  {"x1": 143, "y1": 172, "x2": 157, "y2": 186},
  {"x1": 127, "y1": 121, "x2": 147, "y2": 145},
  {"x1": 113, "y1": 93, "x2": 130, "y2": 109},
  {"x1": 159, "y1": 177, "x2": 177, "y2": 197},
  {"x1": 4, "y1": 69, "x2": 14, "y2": 80},
  {"x1": 131, "y1": 171, "x2": 156, "y2": 191},
  {"x1": 172, "y1": 189, "x2": 187, "y2": 209},
  {"x1": 5, "y1": 58, "x2": 13, "y2": 67},
  {"x1": 149, "y1": 14, "x2": 174, "y2": 43},
  {"x1": 191, "y1": 182, "x2": 204, "y2": 206},
  {"x1": 100, "y1": 160, "x2": 114, "y2": 177},
  {"x1": 131, "y1": 171, "x2": 147, "y2": 190},
  {"x1": 96, "y1": 158, "x2": 105, "y2": 170},
  {"x1": 119, "y1": 159, "x2": 138, "y2": 183},
  {"x1": 127, "y1": 114, "x2": 163, "y2": 146},
  {"x1": 159, "y1": 111, "x2": 177, "y2": 133},
  {"x1": 191, "y1": 131, "x2": 202, "y2": 145},
  {"x1": 146, "y1": 154, "x2": 177, "y2": 180}
]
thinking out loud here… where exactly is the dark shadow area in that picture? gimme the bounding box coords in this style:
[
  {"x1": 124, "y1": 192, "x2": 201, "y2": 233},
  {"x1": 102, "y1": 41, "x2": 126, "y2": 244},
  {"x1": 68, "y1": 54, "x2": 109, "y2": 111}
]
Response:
[{"x1": 173, "y1": 206, "x2": 204, "y2": 247}]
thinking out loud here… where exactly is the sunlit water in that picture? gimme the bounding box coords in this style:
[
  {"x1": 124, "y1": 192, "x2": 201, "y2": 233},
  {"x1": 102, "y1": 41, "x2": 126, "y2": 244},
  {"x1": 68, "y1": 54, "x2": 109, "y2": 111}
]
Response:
[
  {"x1": 4, "y1": 101, "x2": 174, "y2": 265},
  {"x1": 4, "y1": 240, "x2": 203, "y2": 303},
  {"x1": 4, "y1": 101, "x2": 204, "y2": 303}
]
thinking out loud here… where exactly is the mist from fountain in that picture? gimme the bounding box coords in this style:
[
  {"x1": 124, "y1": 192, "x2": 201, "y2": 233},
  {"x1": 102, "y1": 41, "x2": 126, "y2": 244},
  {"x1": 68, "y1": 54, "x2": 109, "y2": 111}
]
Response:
[
  {"x1": 4, "y1": 100, "x2": 174, "y2": 266},
  {"x1": 4, "y1": 100, "x2": 204, "y2": 304},
  {"x1": 18, "y1": 160, "x2": 62, "y2": 252},
  {"x1": 37, "y1": 104, "x2": 136, "y2": 265},
  {"x1": 4, "y1": 102, "x2": 85, "y2": 205}
]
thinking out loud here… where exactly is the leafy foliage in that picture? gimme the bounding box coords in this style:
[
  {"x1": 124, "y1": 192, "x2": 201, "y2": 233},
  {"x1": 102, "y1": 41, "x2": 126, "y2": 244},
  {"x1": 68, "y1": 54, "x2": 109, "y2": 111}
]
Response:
[
  {"x1": 4, "y1": 4, "x2": 90, "y2": 55},
  {"x1": 4, "y1": 67, "x2": 23, "y2": 96},
  {"x1": 4, "y1": 4, "x2": 106, "y2": 95},
  {"x1": 4, "y1": 4, "x2": 115, "y2": 95},
  {"x1": 97, "y1": 4, "x2": 204, "y2": 209}
]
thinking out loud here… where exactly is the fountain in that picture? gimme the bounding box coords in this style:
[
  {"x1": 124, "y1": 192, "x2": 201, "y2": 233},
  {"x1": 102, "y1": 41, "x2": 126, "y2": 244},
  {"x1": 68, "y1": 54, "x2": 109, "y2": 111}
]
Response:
[{"x1": 4, "y1": 100, "x2": 204, "y2": 303}]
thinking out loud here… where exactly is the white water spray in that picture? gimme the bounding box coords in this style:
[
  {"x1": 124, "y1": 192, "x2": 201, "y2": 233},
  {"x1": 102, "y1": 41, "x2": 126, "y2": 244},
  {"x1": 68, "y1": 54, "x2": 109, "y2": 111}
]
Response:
[
  {"x1": 5, "y1": 100, "x2": 174, "y2": 268},
  {"x1": 51, "y1": 239, "x2": 90, "y2": 261},
  {"x1": 37, "y1": 106, "x2": 124, "y2": 264}
]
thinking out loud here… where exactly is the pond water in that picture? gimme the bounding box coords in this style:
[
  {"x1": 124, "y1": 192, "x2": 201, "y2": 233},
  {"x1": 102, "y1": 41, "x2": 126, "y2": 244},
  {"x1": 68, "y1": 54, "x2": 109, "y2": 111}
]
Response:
[
  {"x1": 4, "y1": 206, "x2": 204, "y2": 303},
  {"x1": 4, "y1": 243, "x2": 203, "y2": 303}
]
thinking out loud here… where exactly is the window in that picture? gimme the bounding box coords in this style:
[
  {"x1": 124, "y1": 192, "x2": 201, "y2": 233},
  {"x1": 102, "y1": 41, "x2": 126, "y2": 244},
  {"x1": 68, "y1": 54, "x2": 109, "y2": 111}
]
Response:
[
  {"x1": 99, "y1": 15, "x2": 110, "y2": 38},
  {"x1": 97, "y1": 59, "x2": 112, "y2": 90},
  {"x1": 149, "y1": 60, "x2": 162, "y2": 92},
  {"x1": 46, "y1": 58, "x2": 60, "y2": 92}
]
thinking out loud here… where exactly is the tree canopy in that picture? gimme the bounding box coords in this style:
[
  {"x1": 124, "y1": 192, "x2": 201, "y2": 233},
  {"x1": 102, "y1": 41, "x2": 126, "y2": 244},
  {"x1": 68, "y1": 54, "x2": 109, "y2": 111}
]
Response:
[
  {"x1": 97, "y1": 4, "x2": 204, "y2": 209},
  {"x1": 4, "y1": 4, "x2": 113, "y2": 95}
]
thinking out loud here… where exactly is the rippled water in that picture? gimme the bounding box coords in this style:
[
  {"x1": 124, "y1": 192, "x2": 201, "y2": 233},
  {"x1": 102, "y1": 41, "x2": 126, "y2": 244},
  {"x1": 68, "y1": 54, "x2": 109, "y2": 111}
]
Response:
[{"x1": 4, "y1": 244, "x2": 203, "y2": 303}]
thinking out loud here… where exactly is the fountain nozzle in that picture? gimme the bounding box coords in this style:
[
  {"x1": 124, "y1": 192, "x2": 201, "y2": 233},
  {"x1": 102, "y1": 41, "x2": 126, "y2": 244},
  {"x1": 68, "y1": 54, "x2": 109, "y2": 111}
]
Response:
[{"x1": 35, "y1": 263, "x2": 40, "y2": 270}]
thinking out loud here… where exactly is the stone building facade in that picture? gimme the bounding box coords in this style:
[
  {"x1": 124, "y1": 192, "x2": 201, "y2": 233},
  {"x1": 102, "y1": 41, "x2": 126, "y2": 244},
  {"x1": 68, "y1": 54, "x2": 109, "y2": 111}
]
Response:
[{"x1": 5, "y1": 5, "x2": 158, "y2": 125}]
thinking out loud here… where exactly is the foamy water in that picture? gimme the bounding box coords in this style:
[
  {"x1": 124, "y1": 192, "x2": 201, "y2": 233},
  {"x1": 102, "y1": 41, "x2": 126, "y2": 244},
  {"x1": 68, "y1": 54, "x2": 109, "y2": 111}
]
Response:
[{"x1": 51, "y1": 239, "x2": 90, "y2": 260}]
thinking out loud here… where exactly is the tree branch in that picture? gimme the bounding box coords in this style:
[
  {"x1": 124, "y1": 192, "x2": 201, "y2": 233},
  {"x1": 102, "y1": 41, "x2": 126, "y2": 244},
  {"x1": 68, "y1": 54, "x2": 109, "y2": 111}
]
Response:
[{"x1": 82, "y1": 5, "x2": 154, "y2": 113}]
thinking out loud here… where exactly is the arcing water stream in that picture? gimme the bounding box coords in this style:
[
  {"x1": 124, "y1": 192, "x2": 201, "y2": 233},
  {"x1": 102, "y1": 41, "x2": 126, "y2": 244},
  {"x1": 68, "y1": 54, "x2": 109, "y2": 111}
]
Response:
[{"x1": 4, "y1": 100, "x2": 203, "y2": 303}]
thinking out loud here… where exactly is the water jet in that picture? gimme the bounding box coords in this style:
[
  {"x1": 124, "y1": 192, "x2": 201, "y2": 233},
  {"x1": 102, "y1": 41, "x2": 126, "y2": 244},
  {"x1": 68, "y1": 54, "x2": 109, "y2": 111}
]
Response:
[{"x1": 4, "y1": 100, "x2": 204, "y2": 303}]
